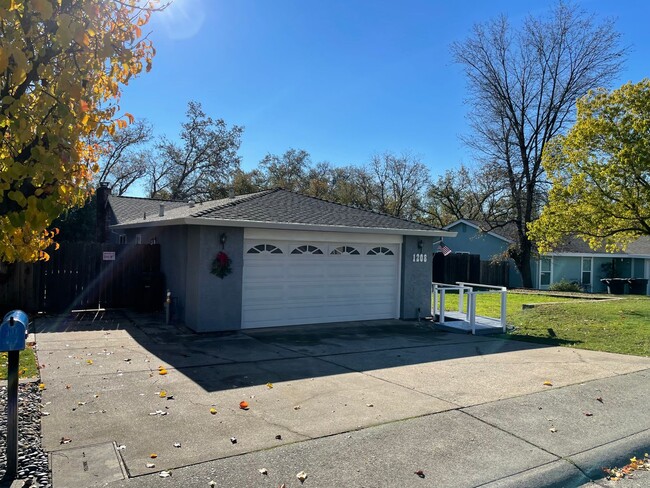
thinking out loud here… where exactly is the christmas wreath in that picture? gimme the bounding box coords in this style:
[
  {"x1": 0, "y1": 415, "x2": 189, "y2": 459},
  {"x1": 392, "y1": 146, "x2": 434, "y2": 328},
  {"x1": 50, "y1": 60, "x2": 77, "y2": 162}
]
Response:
[{"x1": 211, "y1": 251, "x2": 232, "y2": 279}]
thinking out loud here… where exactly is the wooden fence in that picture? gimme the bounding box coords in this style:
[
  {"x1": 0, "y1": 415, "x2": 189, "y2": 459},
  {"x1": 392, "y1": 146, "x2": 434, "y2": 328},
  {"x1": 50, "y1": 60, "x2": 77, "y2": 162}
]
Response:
[
  {"x1": 432, "y1": 252, "x2": 509, "y2": 288},
  {"x1": 0, "y1": 243, "x2": 162, "y2": 314}
]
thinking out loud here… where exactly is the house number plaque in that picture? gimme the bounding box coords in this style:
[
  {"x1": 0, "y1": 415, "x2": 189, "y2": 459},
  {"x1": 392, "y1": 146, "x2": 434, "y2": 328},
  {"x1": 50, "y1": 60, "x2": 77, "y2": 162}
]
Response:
[{"x1": 412, "y1": 253, "x2": 427, "y2": 263}]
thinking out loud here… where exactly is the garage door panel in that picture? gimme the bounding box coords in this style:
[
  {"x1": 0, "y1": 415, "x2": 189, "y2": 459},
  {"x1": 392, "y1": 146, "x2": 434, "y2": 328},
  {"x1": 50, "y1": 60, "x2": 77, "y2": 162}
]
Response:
[{"x1": 242, "y1": 238, "x2": 399, "y2": 328}]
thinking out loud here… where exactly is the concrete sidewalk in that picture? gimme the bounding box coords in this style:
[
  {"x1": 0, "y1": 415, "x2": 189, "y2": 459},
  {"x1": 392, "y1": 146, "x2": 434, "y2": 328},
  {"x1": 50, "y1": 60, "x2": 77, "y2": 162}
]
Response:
[{"x1": 34, "y1": 312, "x2": 650, "y2": 487}]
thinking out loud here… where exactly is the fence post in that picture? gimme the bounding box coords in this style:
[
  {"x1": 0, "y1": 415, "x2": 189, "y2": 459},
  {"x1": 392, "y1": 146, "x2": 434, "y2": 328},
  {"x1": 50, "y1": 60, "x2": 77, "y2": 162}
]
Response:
[
  {"x1": 458, "y1": 286, "x2": 464, "y2": 314},
  {"x1": 440, "y1": 289, "x2": 446, "y2": 324},
  {"x1": 468, "y1": 292, "x2": 476, "y2": 335},
  {"x1": 500, "y1": 287, "x2": 507, "y2": 332},
  {"x1": 432, "y1": 284, "x2": 437, "y2": 317}
]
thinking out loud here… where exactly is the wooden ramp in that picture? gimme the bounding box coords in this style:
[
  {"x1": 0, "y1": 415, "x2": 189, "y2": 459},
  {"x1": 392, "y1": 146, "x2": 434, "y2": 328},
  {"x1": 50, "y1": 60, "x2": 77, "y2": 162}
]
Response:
[{"x1": 434, "y1": 311, "x2": 504, "y2": 335}]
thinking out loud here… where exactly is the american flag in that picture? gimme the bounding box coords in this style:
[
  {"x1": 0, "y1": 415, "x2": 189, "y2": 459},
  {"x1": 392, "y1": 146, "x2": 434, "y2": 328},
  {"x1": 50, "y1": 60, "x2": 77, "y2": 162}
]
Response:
[{"x1": 438, "y1": 243, "x2": 452, "y2": 256}]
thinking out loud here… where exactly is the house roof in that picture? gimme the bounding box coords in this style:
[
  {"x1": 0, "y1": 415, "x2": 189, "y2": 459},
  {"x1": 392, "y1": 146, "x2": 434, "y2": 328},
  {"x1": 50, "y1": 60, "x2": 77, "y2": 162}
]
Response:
[
  {"x1": 107, "y1": 194, "x2": 188, "y2": 224},
  {"x1": 445, "y1": 219, "x2": 650, "y2": 258},
  {"x1": 444, "y1": 219, "x2": 516, "y2": 243},
  {"x1": 547, "y1": 235, "x2": 650, "y2": 257},
  {"x1": 110, "y1": 188, "x2": 455, "y2": 237}
]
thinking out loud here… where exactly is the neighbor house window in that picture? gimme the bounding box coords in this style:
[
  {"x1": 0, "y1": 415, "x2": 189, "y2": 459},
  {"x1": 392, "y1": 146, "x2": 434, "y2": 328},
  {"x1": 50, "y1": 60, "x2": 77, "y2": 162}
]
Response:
[
  {"x1": 539, "y1": 257, "x2": 552, "y2": 288},
  {"x1": 331, "y1": 246, "x2": 360, "y2": 255},
  {"x1": 581, "y1": 257, "x2": 593, "y2": 290},
  {"x1": 118, "y1": 234, "x2": 127, "y2": 244},
  {"x1": 136, "y1": 234, "x2": 142, "y2": 244}
]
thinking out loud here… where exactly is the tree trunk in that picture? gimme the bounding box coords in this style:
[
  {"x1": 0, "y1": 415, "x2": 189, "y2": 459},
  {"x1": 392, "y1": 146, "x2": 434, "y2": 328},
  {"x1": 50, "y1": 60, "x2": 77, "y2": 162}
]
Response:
[{"x1": 515, "y1": 238, "x2": 534, "y2": 289}]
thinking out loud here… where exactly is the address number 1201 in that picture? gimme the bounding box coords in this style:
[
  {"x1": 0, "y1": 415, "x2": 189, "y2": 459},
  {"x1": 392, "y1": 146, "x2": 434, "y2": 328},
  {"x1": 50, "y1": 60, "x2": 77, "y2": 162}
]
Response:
[{"x1": 412, "y1": 253, "x2": 427, "y2": 263}]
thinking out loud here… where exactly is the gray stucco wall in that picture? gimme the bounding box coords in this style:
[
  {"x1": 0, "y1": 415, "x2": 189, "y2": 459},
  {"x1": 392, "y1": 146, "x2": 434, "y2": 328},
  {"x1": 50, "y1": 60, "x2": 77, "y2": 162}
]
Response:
[
  {"x1": 400, "y1": 235, "x2": 433, "y2": 319},
  {"x1": 185, "y1": 226, "x2": 244, "y2": 332}
]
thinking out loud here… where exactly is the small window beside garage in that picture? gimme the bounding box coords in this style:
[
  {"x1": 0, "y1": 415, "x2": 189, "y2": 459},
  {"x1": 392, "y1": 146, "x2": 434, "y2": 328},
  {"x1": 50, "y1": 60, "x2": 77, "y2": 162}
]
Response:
[
  {"x1": 247, "y1": 244, "x2": 283, "y2": 254},
  {"x1": 291, "y1": 245, "x2": 324, "y2": 255},
  {"x1": 367, "y1": 246, "x2": 394, "y2": 256},
  {"x1": 331, "y1": 246, "x2": 360, "y2": 255}
]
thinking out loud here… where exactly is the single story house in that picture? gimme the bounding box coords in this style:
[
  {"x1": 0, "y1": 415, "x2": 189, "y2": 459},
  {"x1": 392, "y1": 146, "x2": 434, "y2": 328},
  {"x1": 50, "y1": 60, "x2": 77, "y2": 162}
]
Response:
[
  {"x1": 443, "y1": 219, "x2": 650, "y2": 294},
  {"x1": 101, "y1": 187, "x2": 456, "y2": 332}
]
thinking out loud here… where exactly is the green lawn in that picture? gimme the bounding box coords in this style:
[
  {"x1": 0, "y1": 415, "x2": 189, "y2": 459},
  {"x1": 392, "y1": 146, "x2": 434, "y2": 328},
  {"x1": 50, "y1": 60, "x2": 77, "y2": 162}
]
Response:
[
  {"x1": 456, "y1": 292, "x2": 650, "y2": 357},
  {"x1": 0, "y1": 347, "x2": 39, "y2": 380}
]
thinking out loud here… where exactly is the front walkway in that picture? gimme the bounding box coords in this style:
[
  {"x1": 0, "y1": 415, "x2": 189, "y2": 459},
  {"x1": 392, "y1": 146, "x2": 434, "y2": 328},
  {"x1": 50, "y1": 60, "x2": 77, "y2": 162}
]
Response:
[{"x1": 33, "y1": 311, "x2": 650, "y2": 487}]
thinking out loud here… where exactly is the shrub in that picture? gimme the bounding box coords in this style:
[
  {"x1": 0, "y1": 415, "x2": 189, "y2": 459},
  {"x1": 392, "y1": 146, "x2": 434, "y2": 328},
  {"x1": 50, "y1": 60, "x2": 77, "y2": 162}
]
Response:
[{"x1": 548, "y1": 279, "x2": 583, "y2": 292}]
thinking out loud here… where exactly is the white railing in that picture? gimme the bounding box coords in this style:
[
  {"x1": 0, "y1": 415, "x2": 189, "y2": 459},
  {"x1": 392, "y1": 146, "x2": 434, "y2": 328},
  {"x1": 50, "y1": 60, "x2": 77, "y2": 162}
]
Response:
[{"x1": 432, "y1": 282, "x2": 508, "y2": 334}]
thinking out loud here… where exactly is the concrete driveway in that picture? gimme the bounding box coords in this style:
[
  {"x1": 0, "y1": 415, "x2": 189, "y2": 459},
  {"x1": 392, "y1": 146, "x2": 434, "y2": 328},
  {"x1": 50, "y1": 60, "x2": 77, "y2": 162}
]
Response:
[{"x1": 34, "y1": 311, "x2": 650, "y2": 487}]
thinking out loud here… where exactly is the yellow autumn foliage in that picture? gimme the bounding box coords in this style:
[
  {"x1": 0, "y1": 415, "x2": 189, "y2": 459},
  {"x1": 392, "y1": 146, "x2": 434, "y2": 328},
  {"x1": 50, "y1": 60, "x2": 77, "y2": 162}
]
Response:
[
  {"x1": 0, "y1": 0, "x2": 160, "y2": 262},
  {"x1": 529, "y1": 79, "x2": 650, "y2": 253}
]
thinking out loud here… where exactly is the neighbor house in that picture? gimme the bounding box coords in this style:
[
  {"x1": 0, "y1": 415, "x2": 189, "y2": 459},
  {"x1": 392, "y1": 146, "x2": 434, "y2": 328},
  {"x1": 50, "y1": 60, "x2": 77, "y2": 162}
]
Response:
[
  {"x1": 101, "y1": 187, "x2": 456, "y2": 332},
  {"x1": 443, "y1": 219, "x2": 650, "y2": 294}
]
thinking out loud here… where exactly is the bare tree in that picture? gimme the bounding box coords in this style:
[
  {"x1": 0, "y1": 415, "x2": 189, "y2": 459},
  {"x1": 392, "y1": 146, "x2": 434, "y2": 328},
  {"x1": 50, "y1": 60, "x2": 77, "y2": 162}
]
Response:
[
  {"x1": 424, "y1": 164, "x2": 511, "y2": 227},
  {"x1": 96, "y1": 119, "x2": 152, "y2": 195},
  {"x1": 359, "y1": 152, "x2": 430, "y2": 219},
  {"x1": 452, "y1": 1, "x2": 626, "y2": 287},
  {"x1": 148, "y1": 101, "x2": 243, "y2": 200}
]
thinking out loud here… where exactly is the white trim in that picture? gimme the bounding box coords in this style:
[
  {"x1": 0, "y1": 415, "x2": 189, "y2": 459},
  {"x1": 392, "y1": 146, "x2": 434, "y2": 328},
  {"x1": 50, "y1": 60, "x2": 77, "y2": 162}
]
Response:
[
  {"x1": 539, "y1": 256, "x2": 553, "y2": 289},
  {"x1": 112, "y1": 216, "x2": 456, "y2": 238},
  {"x1": 646, "y1": 259, "x2": 650, "y2": 295},
  {"x1": 245, "y1": 228, "x2": 403, "y2": 244},
  {"x1": 581, "y1": 256, "x2": 593, "y2": 292},
  {"x1": 443, "y1": 219, "x2": 513, "y2": 243}
]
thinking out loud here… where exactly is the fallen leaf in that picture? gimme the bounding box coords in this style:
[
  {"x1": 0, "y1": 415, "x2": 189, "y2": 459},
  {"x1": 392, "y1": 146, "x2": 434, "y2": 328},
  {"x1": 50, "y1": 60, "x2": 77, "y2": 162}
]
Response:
[
  {"x1": 86, "y1": 359, "x2": 93, "y2": 365},
  {"x1": 296, "y1": 471, "x2": 308, "y2": 482},
  {"x1": 543, "y1": 381, "x2": 553, "y2": 386},
  {"x1": 60, "y1": 437, "x2": 72, "y2": 444},
  {"x1": 65, "y1": 385, "x2": 71, "y2": 389},
  {"x1": 584, "y1": 412, "x2": 593, "y2": 417},
  {"x1": 415, "y1": 470, "x2": 425, "y2": 478},
  {"x1": 159, "y1": 471, "x2": 171, "y2": 478},
  {"x1": 124, "y1": 358, "x2": 132, "y2": 362},
  {"x1": 596, "y1": 397, "x2": 604, "y2": 403},
  {"x1": 366, "y1": 403, "x2": 374, "y2": 407},
  {"x1": 159, "y1": 390, "x2": 167, "y2": 398},
  {"x1": 77, "y1": 401, "x2": 86, "y2": 406},
  {"x1": 173, "y1": 442, "x2": 181, "y2": 448},
  {"x1": 239, "y1": 401, "x2": 249, "y2": 410},
  {"x1": 550, "y1": 427, "x2": 557, "y2": 433},
  {"x1": 146, "y1": 463, "x2": 155, "y2": 468},
  {"x1": 230, "y1": 437, "x2": 237, "y2": 444},
  {"x1": 150, "y1": 453, "x2": 158, "y2": 459},
  {"x1": 159, "y1": 368, "x2": 168, "y2": 375},
  {"x1": 266, "y1": 382, "x2": 273, "y2": 389},
  {"x1": 275, "y1": 434, "x2": 282, "y2": 440},
  {"x1": 293, "y1": 405, "x2": 301, "y2": 410},
  {"x1": 210, "y1": 408, "x2": 217, "y2": 415},
  {"x1": 38, "y1": 383, "x2": 46, "y2": 390},
  {"x1": 258, "y1": 468, "x2": 268, "y2": 475}
]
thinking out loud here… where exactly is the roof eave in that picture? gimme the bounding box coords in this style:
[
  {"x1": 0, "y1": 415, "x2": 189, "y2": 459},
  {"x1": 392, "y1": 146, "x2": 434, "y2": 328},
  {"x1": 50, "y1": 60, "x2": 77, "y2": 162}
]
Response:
[
  {"x1": 111, "y1": 217, "x2": 457, "y2": 237},
  {"x1": 545, "y1": 251, "x2": 650, "y2": 259}
]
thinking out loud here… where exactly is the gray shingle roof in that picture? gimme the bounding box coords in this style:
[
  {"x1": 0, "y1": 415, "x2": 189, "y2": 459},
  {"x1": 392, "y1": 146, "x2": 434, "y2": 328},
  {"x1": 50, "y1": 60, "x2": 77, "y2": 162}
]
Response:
[
  {"x1": 551, "y1": 235, "x2": 650, "y2": 256},
  {"x1": 111, "y1": 188, "x2": 445, "y2": 233},
  {"x1": 107, "y1": 194, "x2": 188, "y2": 225}
]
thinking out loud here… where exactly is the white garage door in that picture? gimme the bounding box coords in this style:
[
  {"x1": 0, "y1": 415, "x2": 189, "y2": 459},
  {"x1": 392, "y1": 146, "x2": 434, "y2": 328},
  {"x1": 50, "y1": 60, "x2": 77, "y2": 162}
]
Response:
[{"x1": 242, "y1": 233, "x2": 401, "y2": 329}]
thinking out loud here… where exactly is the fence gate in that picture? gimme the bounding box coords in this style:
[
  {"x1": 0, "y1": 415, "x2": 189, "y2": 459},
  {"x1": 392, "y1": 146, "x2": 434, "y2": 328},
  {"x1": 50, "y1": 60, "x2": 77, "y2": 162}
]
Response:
[{"x1": 0, "y1": 243, "x2": 162, "y2": 313}]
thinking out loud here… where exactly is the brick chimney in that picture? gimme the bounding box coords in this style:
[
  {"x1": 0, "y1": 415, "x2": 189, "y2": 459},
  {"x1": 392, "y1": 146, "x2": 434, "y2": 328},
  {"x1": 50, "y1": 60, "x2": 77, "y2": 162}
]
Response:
[{"x1": 96, "y1": 182, "x2": 111, "y2": 243}]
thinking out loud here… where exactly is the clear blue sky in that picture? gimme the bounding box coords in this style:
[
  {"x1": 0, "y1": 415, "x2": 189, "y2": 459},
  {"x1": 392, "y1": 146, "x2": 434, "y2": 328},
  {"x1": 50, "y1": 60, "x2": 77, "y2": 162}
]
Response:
[{"x1": 119, "y1": 0, "x2": 649, "y2": 190}]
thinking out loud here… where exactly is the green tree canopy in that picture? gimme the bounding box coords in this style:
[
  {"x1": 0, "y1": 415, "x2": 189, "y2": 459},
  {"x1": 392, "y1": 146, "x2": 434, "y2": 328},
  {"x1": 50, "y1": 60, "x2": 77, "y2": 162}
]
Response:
[{"x1": 529, "y1": 79, "x2": 650, "y2": 253}]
